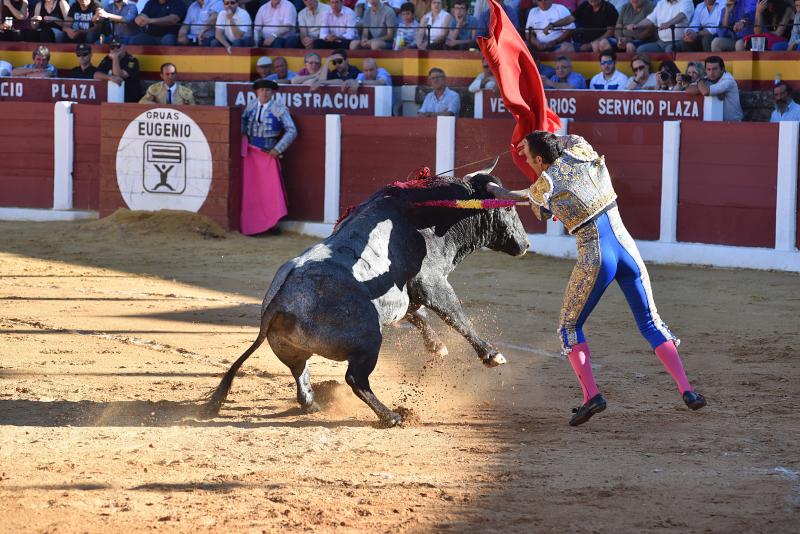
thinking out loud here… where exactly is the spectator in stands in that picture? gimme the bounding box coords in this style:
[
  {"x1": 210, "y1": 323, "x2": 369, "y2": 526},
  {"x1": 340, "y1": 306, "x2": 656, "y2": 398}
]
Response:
[
  {"x1": 357, "y1": 57, "x2": 392, "y2": 85},
  {"x1": 740, "y1": 0, "x2": 793, "y2": 50},
  {"x1": 351, "y1": 0, "x2": 397, "y2": 50},
  {"x1": 589, "y1": 49, "x2": 627, "y2": 89},
  {"x1": 549, "y1": 0, "x2": 619, "y2": 53},
  {"x1": 0, "y1": 59, "x2": 10, "y2": 75},
  {"x1": 543, "y1": 55, "x2": 586, "y2": 89},
  {"x1": 625, "y1": 53, "x2": 656, "y2": 90},
  {"x1": 64, "y1": 0, "x2": 101, "y2": 43},
  {"x1": 291, "y1": 51, "x2": 322, "y2": 83},
  {"x1": 11, "y1": 45, "x2": 57, "y2": 77},
  {"x1": 601, "y1": 0, "x2": 654, "y2": 53},
  {"x1": 525, "y1": 0, "x2": 575, "y2": 52},
  {"x1": 140, "y1": 62, "x2": 195, "y2": 104},
  {"x1": 298, "y1": 0, "x2": 330, "y2": 49},
  {"x1": 535, "y1": 54, "x2": 556, "y2": 79},
  {"x1": 178, "y1": 0, "x2": 220, "y2": 45},
  {"x1": 655, "y1": 59, "x2": 680, "y2": 90},
  {"x1": 468, "y1": 57, "x2": 497, "y2": 93},
  {"x1": 96, "y1": 0, "x2": 140, "y2": 44},
  {"x1": 212, "y1": 0, "x2": 252, "y2": 51},
  {"x1": 413, "y1": 0, "x2": 431, "y2": 21},
  {"x1": 478, "y1": 0, "x2": 520, "y2": 36},
  {"x1": 711, "y1": 0, "x2": 756, "y2": 51},
  {"x1": 774, "y1": 0, "x2": 800, "y2": 50},
  {"x1": 314, "y1": 0, "x2": 357, "y2": 49},
  {"x1": 267, "y1": 56, "x2": 296, "y2": 82},
  {"x1": 629, "y1": 0, "x2": 693, "y2": 53},
  {"x1": 418, "y1": 67, "x2": 460, "y2": 116},
  {"x1": 446, "y1": 0, "x2": 478, "y2": 49},
  {"x1": 28, "y1": 0, "x2": 69, "y2": 43},
  {"x1": 393, "y1": 2, "x2": 419, "y2": 49},
  {"x1": 69, "y1": 43, "x2": 97, "y2": 79},
  {"x1": 770, "y1": 81, "x2": 800, "y2": 121},
  {"x1": 687, "y1": 56, "x2": 743, "y2": 121},
  {"x1": 679, "y1": 0, "x2": 723, "y2": 52},
  {"x1": 254, "y1": 0, "x2": 299, "y2": 48},
  {"x1": 417, "y1": 0, "x2": 451, "y2": 49},
  {"x1": 673, "y1": 60, "x2": 703, "y2": 90},
  {"x1": 130, "y1": 0, "x2": 186, "y2": 46},
  {"x1": 94, "y1": 38, "x2": 142, "y2": 102},
  {"x1": 318, "y1": 48, "x2": 361, "y2": 84},
  {"x1": 0, "y1": 0, "x2": 28, "y2": 42},
  {"x1": 255, "y1": 56, "x2": 273, "y2": 79}
]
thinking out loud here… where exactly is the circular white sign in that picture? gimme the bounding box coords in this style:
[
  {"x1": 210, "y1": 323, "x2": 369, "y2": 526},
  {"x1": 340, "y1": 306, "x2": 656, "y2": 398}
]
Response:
[{"x1": 116, "y1": 108, "x2": 213, "y2": 212}]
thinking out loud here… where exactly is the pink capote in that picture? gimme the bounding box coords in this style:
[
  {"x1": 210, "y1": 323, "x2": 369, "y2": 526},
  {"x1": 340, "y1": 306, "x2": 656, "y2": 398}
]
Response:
[{"x1": 240, "y1": 137, "x2": 288, "y2": 235}]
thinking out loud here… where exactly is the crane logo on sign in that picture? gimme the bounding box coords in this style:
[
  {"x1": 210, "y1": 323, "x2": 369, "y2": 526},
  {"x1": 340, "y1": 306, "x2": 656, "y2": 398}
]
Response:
[{"x1": 116, "y1": 109, "x2": 212, "y2": 212}]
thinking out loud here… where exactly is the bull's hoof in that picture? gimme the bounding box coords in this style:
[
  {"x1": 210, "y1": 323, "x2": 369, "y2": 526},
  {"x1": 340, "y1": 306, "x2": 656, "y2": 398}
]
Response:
[
  {"x1": 197, "y1": 401, "x2": 222, "y2": 419},
  {"x1": 301, "y1": 401, "x2": 321, "y2": 414},
  {"x1": 376, "y1": 412, "x2": 403, "y2": 428},
  {"x1": 482, "y1": 353, "x2": 507, "y2": 368}
]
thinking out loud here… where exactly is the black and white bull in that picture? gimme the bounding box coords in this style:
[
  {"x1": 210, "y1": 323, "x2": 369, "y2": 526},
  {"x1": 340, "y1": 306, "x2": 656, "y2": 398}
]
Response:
[{"x1": 203, "y1": 172, "x2": 529, "y2": 427}]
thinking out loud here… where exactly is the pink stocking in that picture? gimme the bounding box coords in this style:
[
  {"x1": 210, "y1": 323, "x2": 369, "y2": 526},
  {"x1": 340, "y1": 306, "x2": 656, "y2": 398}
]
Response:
[
  {"x1": 654, "y1": 341, "x2": 692, "y2": 394},
  {"x1": 566, "y1": 342, "x2": 600, "y2": 404}
]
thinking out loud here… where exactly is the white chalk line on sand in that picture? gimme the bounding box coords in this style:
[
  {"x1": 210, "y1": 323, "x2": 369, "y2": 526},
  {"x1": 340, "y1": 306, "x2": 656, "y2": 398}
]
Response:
[{"x1": 751, "y1": 466, "x2": 800, "y2": 506}]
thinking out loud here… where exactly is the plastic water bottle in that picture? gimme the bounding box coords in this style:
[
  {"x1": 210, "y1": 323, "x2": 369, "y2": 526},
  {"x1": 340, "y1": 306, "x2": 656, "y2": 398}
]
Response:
[
  {"x1": 395, "y1": 32, "x2": 405, "y2": 50},
  {"x1": 775, "y1": 73, "x2": 782, "y2": 85}
]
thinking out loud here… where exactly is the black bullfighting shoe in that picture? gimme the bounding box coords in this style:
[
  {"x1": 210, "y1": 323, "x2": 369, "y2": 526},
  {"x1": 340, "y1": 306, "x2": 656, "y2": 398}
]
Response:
[
  {"x1": 569, "y1": 393, "x2": 607, "y2": 426},
  {"x1": 682, "y1": 390, "x2": 707, "y2": 410}
]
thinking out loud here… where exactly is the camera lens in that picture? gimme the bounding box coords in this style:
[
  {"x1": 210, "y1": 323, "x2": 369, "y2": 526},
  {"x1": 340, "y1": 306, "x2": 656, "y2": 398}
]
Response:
[{"x1": 659, "y1": 71, "x2": 670, "y2": 82}]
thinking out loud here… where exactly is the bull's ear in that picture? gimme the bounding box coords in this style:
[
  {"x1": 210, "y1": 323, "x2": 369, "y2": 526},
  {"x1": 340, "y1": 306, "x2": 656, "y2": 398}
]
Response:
[{"x1": 462, "y1": 156, "x2": 500, "y2": 182}]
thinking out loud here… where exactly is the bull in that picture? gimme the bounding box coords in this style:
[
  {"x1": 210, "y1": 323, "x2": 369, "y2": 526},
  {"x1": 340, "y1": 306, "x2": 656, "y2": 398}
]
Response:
[{"x1": 203, "y1": 170, "x2": 529, "y2": 427}]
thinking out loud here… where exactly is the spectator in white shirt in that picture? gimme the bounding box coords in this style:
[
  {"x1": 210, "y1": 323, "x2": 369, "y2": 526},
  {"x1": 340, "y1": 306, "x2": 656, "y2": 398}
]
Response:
[
  {"x1": 468, "y1": 57, "x2": 497, "y2": 93},
  {"x1": 314, "y1": 0, "x2": 358, "y2": 48},
  {"x1": 254, "y1": 0, "x2": 299, "y2": 48},
  {"x1": 178, "y1": 0, "x2": 222, "y2": 45},
  {"x1": 213, "y1": 0, "x2": 252, "y2": 51},
  {"x1": 629, "y1": 0, "x2": 694, "y2": 53},
  {"x1": 589, "y1": 49, "x2": 629, "y2": 89},
  {"x1": 526, "y1": 0, "x2": 575, "y2": 52},
  {"x1": 417, "y1": 0, "x2": 452, "y2": 50},
  {"x1": 297, "y1": 0, "x2": 329, "y2": 49},
  {"x1": 678, "y1": 0, "x2": 724, "y2": 51},
  {"x1": 686, "y1": 55, "x2": 743, "y2": 121}
]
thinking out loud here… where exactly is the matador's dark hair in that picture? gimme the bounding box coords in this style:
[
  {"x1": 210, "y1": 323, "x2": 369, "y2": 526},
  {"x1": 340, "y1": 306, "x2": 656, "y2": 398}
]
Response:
[{"x1": 525, "y1": 131, "x2": 564, "y2": 165}]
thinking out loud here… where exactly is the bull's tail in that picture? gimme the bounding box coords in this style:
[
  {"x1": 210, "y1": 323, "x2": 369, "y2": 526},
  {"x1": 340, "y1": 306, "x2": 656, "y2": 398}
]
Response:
[{"x1": 200, "y1": 262, "x2": 294, "y2": 417}]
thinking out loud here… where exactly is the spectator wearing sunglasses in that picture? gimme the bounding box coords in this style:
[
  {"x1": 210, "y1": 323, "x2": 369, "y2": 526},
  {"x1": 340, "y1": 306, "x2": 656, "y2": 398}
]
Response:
[
  {"x1": 625, "y1": 53, "x2": 656, "y2": 89},
  {"x1": 213, "y1": 0, "x2": 252, "y2": 52},
  {"x1": 94, "y1": 38, "x2": 142, "y2": 102},
  {"x1": 319, "y1": 49, "x2": 360, "y2": 83},
  {"x1": 178, "y1": 0, "x2": 221, "y2": 45},
  {"x1": 589, "y1": 49, "x2": 628, "y2": 89},
  {"x1": 69, "y1": 43, "x2": 97, "y2": 79}
]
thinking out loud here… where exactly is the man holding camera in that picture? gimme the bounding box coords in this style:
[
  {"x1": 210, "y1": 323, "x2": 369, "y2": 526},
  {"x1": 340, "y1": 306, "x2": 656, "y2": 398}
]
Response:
[{"x1": 687, "y1": 55, "x2": 743, "y2": 121}]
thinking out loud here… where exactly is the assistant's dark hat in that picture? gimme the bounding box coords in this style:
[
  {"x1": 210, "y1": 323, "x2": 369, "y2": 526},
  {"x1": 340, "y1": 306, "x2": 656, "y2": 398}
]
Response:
[
  {"x1": 75, "y1": 43, "x2": 91, "y2": 54},
  {"x1": 108, "y1": 36, "x2": 123, "y2": 46},
  {"x1": 253, "y1": 79, "x2": 279, "y2": 90}
]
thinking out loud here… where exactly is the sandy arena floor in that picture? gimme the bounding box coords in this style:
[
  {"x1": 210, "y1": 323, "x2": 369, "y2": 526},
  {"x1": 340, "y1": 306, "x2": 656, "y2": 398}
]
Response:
[{"x1": 0, "y1": 211, "x2": 798, "y2": 533}]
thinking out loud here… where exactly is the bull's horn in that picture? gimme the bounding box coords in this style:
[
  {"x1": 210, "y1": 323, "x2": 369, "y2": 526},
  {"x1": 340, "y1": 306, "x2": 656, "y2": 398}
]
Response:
[{"x1": 462, "y1": 156, "x2": 500, "y2": 180}]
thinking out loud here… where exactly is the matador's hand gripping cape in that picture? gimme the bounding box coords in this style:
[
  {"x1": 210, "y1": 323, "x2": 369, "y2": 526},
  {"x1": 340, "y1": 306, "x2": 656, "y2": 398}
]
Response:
[{"x1": 477, "y1": 0, "x2": 562, "y2": 183}]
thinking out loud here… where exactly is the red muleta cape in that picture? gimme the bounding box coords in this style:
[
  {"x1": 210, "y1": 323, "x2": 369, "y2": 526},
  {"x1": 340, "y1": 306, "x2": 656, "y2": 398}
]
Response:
[{"x1": 477, "y1": 0, "x2": 562, "y2": 182}]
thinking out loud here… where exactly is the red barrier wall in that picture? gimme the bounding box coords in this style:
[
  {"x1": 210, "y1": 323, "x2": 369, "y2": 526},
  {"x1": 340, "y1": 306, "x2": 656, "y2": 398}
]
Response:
[
  {"x1": 678, "y1": 122, "x2": 778, "y2": 247},
  {"x1": 281, "y1": 115, "x2": 325, "y2": 222},
  {"x1": 0, "y1": 102, "x2": 54, "y2": 208},
  {"x1": 454, "y1": 118, "x2": 546, "y2": 234},
  {"x1": 72, "y1": 104, "x2": 101, "y2": 210},
  {"x1": 570, "y1": 122, "x2": 663, "y2": 240},
  {"x1": 339, "y1": 117, "x2": 437, "y2": 213}
]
